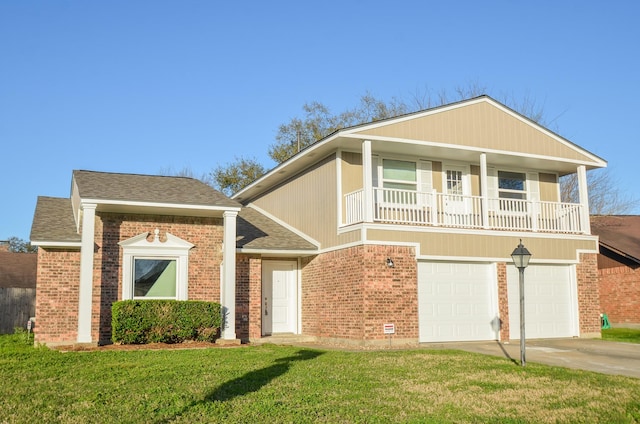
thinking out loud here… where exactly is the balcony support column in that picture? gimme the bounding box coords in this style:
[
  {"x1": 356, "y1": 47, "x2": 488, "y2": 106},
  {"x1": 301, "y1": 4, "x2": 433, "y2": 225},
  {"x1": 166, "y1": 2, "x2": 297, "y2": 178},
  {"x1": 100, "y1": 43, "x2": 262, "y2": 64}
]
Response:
[
  {"x1": 577, "y1": 165, "x2": 590, "y2": 234},
  {"x1": 479, "y1": 153, "x2": 489, "y2": 229},
  {"x1": 362, "y1": 140, "x2": 374, "y2": 223}
]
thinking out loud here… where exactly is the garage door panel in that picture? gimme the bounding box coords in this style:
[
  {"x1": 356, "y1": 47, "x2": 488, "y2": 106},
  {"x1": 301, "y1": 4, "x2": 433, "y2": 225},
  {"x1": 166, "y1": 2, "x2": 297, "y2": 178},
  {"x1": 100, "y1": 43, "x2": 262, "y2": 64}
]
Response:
[
  {"x1": 507, "y1": 265, "x2": 576, "y2": 339},
  {"x1": 418, "y1": 262, "x2": 497, "y2": 343}
]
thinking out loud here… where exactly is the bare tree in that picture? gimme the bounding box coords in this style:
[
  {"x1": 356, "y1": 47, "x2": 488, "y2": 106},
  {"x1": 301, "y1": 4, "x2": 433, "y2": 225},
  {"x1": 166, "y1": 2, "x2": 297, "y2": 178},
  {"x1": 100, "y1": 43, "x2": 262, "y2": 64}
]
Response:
[
  {"x1": 158, "y1": 166, "x2": 215, "y2": 187},
  {"x1": 561, "y1": 169, "x2": 639, "y2": 215},
  {"x1": 269, "y1": 92, "x2": 409, "y2": 163}
]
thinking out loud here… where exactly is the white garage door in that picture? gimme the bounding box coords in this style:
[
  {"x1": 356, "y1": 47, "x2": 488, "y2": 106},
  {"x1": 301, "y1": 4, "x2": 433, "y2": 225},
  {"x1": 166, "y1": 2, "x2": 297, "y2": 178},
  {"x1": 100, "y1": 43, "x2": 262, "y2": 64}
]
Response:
[
  {"x1": 507, "y1": 265, "x2": 577, "y2": 339},
  {"x1": 418, "y1": 262, "x2": 498, "y2": 342}
]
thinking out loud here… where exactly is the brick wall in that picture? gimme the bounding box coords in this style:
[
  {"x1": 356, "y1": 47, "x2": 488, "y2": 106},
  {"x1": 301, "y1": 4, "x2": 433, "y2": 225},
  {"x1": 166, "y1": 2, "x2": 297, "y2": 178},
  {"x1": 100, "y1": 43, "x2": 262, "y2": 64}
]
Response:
[
  {"x1": 576, "y1": 252, "x2": 601, "y2": 336},
  {"x1": 92, "y1": 213, "x2": 224, "y2": 343},
  {"x1": 35, "y1": 213, "x2": 224, "y2": 346},
  {"x1": 599, "y1": 258, "x2": 640, "y2": 324},
  {"x1": 236, "y1": 254, "x2": 262, "y2": 342},
  {"x1": 301, "y1": 244, "x2": 417, "y2": 343},
  {"x1": 34, "y1": 248, "x2": 81, "y2": 344},
  {"x1": 496, "y1": 262, "x2": 510, "y2": 341}
]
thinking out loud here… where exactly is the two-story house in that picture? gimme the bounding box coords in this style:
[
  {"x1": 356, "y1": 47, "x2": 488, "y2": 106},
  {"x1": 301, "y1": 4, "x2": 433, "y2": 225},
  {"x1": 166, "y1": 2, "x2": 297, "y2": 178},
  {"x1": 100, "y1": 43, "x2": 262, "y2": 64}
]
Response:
[
  {"x1": 30, "y1": 95, "x2": 606, "y2": 347},
  {"x1": 233, "y1": 95, "x2": 606, "y2": 345}
]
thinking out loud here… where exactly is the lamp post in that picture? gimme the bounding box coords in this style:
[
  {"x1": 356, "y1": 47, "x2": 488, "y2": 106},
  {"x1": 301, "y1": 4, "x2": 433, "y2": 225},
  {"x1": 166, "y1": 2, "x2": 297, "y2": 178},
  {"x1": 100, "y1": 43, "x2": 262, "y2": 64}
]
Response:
[{"x1": 511, "y1": 239, "x2": 532, "y2": 367}]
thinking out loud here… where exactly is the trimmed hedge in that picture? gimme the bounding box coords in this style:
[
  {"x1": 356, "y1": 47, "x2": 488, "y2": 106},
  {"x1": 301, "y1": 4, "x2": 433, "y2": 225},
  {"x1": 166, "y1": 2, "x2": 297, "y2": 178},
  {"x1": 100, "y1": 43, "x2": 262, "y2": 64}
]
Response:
[{"x1": 112, "y1": 300, "x2": 221, "y2": 344}]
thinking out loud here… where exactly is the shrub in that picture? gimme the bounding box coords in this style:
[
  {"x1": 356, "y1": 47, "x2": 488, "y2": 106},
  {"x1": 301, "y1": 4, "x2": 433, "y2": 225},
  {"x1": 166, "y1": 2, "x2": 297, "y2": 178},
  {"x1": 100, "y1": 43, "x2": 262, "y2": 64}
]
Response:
[{"x1": 112, "y1": 300, "x2": 221, "y2": 344}]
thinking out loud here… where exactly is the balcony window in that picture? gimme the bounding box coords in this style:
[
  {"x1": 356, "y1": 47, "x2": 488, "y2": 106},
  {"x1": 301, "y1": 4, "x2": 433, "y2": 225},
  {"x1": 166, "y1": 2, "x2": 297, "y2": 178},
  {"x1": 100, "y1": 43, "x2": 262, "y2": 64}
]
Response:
[
  {"x1": 498, "y1": 171, "x2": 526, "y2": 200},
  {"x1": 382, "y1": 159, "x2": 417, "y2": 191},
  {"x1": 381, "y1": 159, "x2": 417, "y2": 204}
]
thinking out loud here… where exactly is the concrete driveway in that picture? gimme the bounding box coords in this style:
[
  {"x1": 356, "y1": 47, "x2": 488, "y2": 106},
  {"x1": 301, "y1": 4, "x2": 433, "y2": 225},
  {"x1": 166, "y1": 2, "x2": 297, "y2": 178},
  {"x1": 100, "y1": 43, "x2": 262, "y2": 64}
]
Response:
[{"x1": 436, "y1": 338, "x2": 640, "y2": 378}]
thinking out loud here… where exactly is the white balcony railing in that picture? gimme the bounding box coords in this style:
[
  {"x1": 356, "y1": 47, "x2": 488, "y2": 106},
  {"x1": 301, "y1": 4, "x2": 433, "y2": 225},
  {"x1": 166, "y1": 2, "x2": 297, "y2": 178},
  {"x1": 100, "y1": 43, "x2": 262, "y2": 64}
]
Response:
[{"x1": 344, "y1": 188, "x2": 585, "y2": 234}]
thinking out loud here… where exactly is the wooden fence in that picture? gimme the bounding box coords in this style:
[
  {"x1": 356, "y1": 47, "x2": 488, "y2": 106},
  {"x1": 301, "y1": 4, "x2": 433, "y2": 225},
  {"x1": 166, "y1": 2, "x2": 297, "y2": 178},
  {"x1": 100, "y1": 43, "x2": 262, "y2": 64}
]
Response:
[{"x1": 0, "y1": 288, "x2": 35, "y2": 334}]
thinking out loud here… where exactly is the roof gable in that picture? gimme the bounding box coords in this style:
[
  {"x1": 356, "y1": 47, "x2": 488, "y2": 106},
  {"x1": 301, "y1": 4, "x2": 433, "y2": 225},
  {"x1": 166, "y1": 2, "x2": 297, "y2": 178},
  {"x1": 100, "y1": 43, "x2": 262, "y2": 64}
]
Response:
[
  {"x1": 73, "y1": 170, "x2": 240, "y2": 208},
  {"x1": 348, "y1": 96, "x2": 604, "y2": 166}
]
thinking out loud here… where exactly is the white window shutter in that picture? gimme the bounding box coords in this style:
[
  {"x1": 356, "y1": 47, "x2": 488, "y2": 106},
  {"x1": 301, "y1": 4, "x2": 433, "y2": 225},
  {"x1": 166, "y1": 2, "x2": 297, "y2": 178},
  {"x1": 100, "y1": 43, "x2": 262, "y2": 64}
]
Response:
[
  {"x1": 418, "y1": 160, "x2": 433, "y2": 193},
  {"x1": 527, "y1": 172, "x2": 540, "y2": 202}
]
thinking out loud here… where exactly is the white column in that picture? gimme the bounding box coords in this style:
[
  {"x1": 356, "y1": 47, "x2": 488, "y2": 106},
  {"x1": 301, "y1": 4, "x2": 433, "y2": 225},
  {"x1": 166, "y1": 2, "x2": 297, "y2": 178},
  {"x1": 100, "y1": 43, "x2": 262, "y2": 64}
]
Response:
[
  {"x1": 362, "y1": 140, "x2": 373, "y2": 222},
  {"x1": 221, "y1": 210, "x2": 238, "y2": 340},
  {"x1": 577, "y1": 165, "x2": 591, "y2": 234},
  {"x1": 480, "y1": 153, "x2": 489, "y2": 229},
  {"x1": 77, "y1": 203, "x2": 97, "y2": 343}
]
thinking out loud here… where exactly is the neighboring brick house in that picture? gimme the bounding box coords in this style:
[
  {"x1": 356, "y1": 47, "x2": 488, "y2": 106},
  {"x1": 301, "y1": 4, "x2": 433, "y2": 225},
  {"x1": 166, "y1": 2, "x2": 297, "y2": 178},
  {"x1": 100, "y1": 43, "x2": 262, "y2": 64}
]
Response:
[
  {"x1": 0, "y1": 251, "x2": 37, "y2": 289},
  {"x1": 591, "y1": 215, "x2": 640, "y2": 326},
  {"x1": 32, "y1": 96, "x2": 607, "y2": 347}
]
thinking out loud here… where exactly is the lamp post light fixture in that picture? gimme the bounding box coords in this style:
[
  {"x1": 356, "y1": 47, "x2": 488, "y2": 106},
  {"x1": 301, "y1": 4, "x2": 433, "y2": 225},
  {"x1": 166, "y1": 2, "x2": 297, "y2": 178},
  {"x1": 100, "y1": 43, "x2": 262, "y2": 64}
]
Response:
[{"x1": 511, "y1": 239, "x2": 532, "y2": 367}]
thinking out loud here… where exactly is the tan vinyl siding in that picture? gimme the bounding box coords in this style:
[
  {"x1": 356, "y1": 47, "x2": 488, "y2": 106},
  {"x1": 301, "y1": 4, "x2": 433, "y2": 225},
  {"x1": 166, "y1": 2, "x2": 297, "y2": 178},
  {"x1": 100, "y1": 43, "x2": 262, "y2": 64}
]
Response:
[
  {"x1": 354, "y1": 101, "x2": 594, "y2": 162},
  {"x1": 432, "y1": 161, "x2": 442, "y2": 193},
  {"x1": 341, "y1": 151, "x2": 363, "y2": 195},
  {"x1": 366, "y1": 228, "x2": 598, "y2": 261},
  {"x1": 341, "y1": 151, "x2": 364, "y2": 228},
  {"x1": 539, "y1": 172, "x2": 559, "y2": 202},
  {"x1": 252, "y1": 154, "x2": 360, "y2": 249},
  {"x1": 470, "y1": 165, "x2": 480, "y2": 196}
]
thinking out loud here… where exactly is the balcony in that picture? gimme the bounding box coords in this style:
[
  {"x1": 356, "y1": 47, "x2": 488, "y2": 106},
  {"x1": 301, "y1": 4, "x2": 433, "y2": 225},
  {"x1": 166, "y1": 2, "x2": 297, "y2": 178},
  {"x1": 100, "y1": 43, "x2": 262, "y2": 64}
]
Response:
[{"x1": 344, "y1": 187, "x2": 586, "y2": 234}]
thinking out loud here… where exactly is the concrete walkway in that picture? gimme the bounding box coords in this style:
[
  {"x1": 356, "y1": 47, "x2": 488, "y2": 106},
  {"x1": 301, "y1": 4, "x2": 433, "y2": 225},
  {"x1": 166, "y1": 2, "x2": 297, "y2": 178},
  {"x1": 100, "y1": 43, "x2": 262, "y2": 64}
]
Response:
[{"x1": 430, "y1": 338, "x2": 640, "y2": 378}]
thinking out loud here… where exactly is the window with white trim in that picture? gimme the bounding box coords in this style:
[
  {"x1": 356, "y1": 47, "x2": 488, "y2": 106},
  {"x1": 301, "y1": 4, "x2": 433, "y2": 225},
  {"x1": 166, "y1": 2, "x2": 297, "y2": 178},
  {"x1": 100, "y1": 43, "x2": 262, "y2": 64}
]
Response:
[
  {"x1": 498, "y1": 171, "x2": 526, "y2": 200},
  {"x1": 446, "y1": 169, "x2": 464, "y2": 195},
  {"x1": 382, "y1": 159, "x2": 417, "y2": 191},
  {"x1": 119, "y1": 230, "x2": 193, "y2": 301},
  {"x1": 134, "y1": 258, "x2": 177, "y2": 298}
]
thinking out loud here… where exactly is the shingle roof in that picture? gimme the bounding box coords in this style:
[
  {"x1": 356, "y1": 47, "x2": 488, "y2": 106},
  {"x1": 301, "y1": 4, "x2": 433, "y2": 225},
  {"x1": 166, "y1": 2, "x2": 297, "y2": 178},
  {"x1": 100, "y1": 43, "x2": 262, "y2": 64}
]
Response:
[
  {"x1": 591, "y1": 215, "x2": 640, "y2": 263},
  {"x1": 73, "y1": 170, "x2": 240, "y2": 208},
  {"x1": 30, "y1": 196, "x2": 81, "y2": 243},
  {"x1": 0, "y1": 252, "x2": 37, "y2": 288},
  {"x1": 236, "y1": 208, "x2": 317, "y2": 251}
]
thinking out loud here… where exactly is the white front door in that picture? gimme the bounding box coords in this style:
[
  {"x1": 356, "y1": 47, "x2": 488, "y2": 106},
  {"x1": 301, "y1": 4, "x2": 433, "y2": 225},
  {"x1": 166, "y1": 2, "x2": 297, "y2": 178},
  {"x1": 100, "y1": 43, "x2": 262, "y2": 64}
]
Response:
[
  {"x1": 442, "y1": 165, "x2": 469, "y2": 225},
  {"x1": 507, "y1": 264, "x2": 577, "y2": 339},
  {"x1": 262, "y1": 261, "x2": 298, "y2": 335}
]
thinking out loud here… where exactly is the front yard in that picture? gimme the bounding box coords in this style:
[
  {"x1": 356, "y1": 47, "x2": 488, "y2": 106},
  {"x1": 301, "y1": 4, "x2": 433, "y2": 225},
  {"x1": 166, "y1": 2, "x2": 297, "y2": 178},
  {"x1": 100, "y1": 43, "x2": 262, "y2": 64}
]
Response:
[{"x1": 1, "y1": 334, "x2": 639, "y2": 423}]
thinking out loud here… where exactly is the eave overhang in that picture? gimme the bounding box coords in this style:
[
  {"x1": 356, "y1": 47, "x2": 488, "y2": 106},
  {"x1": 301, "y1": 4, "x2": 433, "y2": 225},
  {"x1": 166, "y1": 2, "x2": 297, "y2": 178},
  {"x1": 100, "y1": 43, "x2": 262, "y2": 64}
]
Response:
[{"x1": 81, "y1": 198, "x2": 241, "y2": 217}]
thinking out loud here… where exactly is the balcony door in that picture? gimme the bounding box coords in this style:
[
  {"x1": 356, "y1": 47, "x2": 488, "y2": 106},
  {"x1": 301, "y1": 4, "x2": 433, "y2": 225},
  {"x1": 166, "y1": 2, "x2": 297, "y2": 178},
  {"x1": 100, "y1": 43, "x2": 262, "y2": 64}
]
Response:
[{"x1": 443, "y1": 165, "x2": 470, "y2": 225}]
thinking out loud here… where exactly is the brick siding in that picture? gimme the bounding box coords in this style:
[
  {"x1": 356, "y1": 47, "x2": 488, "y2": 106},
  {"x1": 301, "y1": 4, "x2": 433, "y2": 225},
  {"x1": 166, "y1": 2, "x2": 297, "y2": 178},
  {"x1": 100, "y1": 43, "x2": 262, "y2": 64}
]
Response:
[
  {"x1": 235, "y1": 254, "x2": 262, "y2": 341},
  {"x1": 35, "y1": 213, "x2": 224, "y2": 345},
  {"x1": 576, "y1": 253, "x2": 601, "y2": 336},
  {"x1": 599, "y1": 258, "x2": 640, "y2": 324},
  {"x1": 301, "y1": 244, "x2": 417, "y2": 343},
  {"x1": 496, "y1": 262, "x2": 510, "y2": 340},
  {"x1": 34, "y1": 248, "x2": 81, "y2": 344}
]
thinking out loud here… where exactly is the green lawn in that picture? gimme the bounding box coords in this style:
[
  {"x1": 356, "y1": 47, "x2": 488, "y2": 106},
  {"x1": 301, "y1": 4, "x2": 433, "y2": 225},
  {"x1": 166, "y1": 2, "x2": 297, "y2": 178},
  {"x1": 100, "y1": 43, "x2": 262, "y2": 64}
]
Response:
[
  {"x1": 602, "y1": 327, "x2": 640, "y2": 344},
  {"x1": 1, "y1": 334, "x2": 639, "y2": 423}
]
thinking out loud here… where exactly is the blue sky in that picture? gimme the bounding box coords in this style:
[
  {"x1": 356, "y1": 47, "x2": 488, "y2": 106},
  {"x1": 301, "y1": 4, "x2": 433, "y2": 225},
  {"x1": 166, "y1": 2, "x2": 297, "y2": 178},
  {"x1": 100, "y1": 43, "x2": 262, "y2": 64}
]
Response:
[{"x1": 1, "y1": 1, "x2": 639, "y2": 241}]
